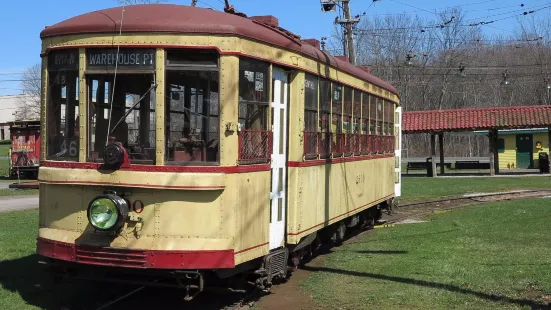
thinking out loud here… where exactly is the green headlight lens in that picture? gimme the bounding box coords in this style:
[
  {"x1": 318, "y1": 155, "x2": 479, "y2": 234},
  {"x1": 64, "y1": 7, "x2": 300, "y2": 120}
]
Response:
[{"x1": 89, "y1": 198, "x2": 118, "y2": 229}]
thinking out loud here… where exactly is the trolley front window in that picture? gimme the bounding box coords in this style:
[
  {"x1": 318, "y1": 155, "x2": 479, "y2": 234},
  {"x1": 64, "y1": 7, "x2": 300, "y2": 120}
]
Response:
[
  {"x1": 85, "y1": 48, "x2": 157, "y2": 164},
  {"x1": 165, "y1": 49, "x2": 220, "y2": 164},
  {"x1": 46, "y1": 49, "x2": 80, "y2": 161},
  {"x1": 87, "y1": 74, "x2": 156, "y2": 164}
]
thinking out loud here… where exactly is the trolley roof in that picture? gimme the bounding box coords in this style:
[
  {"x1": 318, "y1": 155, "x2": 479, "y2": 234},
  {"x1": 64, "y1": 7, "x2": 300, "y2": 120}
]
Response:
[{"x1": 40, "y1": 4, "x2": 398, "y2": 96}]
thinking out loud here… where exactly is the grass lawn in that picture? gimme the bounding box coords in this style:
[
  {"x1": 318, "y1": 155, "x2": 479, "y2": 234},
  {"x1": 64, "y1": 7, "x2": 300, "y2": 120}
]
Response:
[
  {"x1": 401, "y1": 176, "x2": 551, "y2": 203},
  {"x1": 301, "y1": 198, "x2": 551, "y2": 309},
  {"x1": 0, "y1": 144, "x2": 11, "y2": 157},
  {"x1": 0, "y1": 210, "x2": 113, "y2": 310}
]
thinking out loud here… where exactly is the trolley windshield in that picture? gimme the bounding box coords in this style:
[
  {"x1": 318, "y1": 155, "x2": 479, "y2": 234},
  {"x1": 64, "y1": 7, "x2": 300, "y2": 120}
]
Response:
[{"x1": 87, "y1": 74, "x2": 157, "y2": 164}]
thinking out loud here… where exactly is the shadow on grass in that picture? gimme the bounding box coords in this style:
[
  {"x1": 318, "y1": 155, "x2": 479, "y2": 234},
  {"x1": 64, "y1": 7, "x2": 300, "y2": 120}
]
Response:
[
  {"x1": 0, "y1": 255, "x2": 263, "y2": 310},
  {"x1": 302, "y1": 265, "x2": 550, "y2": 309},
  {"x1": 352, "y1": 250, "x2": 408, "y2": 254},
  {"x1": 0, "y1": 254, "x2": 135, "y2": 310},
  {"x1": 352, "y1": 213, "x2": 551, "y2": 246}
]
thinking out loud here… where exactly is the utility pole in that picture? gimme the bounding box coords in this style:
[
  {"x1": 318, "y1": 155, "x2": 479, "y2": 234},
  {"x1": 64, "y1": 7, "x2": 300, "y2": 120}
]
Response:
[
  {"x1": 341, "y1": 1, "x2": 356, "y2": 65},
  {"x1": 191, "y1": 0, "x2": 197, "y2": 6},
  {"x1": 321, "y1": 0, "x2": 360, "y2": 65}
]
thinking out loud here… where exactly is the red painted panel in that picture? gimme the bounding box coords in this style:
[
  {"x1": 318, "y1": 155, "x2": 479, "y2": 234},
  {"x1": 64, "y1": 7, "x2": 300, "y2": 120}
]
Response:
[
  {"x1": 36, "y1": 238, "x2": 75, "y2": 261},
  {"x1": 37, "y1": 238, "x2": 236, "y2": 269},
  {"x1": 40, "y1": 161, "x2": 271, "y2": 174}
]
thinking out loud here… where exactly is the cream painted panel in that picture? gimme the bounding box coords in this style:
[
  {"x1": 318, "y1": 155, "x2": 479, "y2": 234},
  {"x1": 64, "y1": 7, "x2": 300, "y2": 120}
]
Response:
[
  {"x1": 41, "y1": 34, "x2": 399, "y2": 103},
  {"x1": 39, "y1": 228, "x2": 233, "y2": 251},
  {"x1": 159, "y1": 191, "x2": 223, "y2": 238},
  {"x1": 235, "y1": 171, "x2": 270, "y2": 256},
  {"x1": 287, "y1": 157, "x2": 394, "y2": 243}
]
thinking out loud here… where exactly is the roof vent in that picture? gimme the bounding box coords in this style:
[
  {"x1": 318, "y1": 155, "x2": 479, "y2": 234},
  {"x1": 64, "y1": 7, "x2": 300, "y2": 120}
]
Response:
[
  {"x1": 303, "y1": 39, "x2": 321, "y2": 50},
  {"x1": 250, "y1": 15, "x2": 279, "y2": 27},
  {"x1": 335, "y1": 56, "x2": 350, "y2": 63},
  {"x1": 357, "y1": 66, "x2": 371, "y2": 74}
]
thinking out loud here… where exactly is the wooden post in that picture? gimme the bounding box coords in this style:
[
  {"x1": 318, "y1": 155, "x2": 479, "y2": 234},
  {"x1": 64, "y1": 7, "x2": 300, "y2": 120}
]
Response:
[
  {"x1": 548, "y1": 127, "x2": 551, "y2": 174},
  {"x1": 431, "y1": 133, "x2": 437, "y2": 177},
  {"x1": 494, "y1": 129, "x2": 499, "y2": 175},
  {"x1": 439, "y1": 132, "x2": 445, "y2": 175},
  {"x1": 489, "y1": 129, "x2": 496, "y2": 176}
]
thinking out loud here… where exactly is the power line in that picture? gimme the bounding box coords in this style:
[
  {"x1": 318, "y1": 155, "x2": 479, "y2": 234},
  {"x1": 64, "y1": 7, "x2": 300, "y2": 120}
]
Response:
[
  {"x1": 365, "y1": 63, "x2": 551, "y2": 70},
  {"x1": 387, "y1": 0, "x2": 439, "y2": 16},
  {"x1": 198, "y1": 0, "x2": 217, "y2": 10},
  {"x1": 353, "y1": 4, "x2": 551, "y2": 33},
  {"x1": 0, "y1": 79, "x2": 39, "y2": 83}
]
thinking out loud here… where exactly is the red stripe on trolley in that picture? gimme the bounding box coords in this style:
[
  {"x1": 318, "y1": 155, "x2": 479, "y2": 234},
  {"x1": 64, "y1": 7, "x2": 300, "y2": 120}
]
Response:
[
  {"x1": 36, "y1": 238, "x2": 237, "y2": 269},
  {"x1": 37, "y1": 179, "x2": 225, "y2": 190},
  {"x1": 40, "y1": 161, "x2": 271, "y2": 173},
  {"x1": 235, "y1": 242, "x2": 269, "y2": 255}
]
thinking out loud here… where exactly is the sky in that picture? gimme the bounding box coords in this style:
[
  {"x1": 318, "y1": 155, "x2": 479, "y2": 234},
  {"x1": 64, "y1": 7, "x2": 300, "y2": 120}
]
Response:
[{"x1": 0, "y1": 0, "x2": 544, "y2": 96}]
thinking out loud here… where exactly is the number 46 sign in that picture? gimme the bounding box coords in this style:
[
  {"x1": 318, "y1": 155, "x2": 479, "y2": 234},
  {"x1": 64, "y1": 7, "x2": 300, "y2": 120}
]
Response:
[{"x1": 56, "y1": 137, "x2": 79, "y2": 157}]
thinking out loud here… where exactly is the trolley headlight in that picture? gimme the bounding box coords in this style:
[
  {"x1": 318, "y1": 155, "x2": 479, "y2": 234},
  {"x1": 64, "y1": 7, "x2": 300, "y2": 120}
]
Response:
[{"x1": 87, "y1": 194, "x2": 129, "y2": 231}]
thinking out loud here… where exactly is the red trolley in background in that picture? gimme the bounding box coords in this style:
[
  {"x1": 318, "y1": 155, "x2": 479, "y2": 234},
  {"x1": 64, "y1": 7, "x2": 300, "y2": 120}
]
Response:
[{"x1": 8, "y1": 120, "x2": 40, "y2": 179}]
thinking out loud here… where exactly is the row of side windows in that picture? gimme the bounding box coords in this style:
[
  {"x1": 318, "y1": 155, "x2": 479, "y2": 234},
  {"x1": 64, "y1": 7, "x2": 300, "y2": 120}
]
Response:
[{"x1": 303, "y1": 73, "x2": 396, "y2": 159}]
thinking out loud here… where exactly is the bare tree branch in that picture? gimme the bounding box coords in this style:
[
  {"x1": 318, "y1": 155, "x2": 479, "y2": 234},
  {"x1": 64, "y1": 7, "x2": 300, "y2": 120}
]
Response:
[{"x1": 18, "y1": 64, "x2": 41, "y2": 120}]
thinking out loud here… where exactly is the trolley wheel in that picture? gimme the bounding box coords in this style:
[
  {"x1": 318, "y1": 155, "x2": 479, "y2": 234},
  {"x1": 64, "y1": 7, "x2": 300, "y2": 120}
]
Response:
[{"x1": 336, "y1": 221, "x2": 346, "y2": 243}]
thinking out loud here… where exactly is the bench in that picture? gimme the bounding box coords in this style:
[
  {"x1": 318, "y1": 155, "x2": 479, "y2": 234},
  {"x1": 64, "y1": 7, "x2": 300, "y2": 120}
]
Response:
[
  {"x1": 406, "y1": 162, "x2": 426, "y2": 174},
  {"x1": 454, "y1": 160, "x2": 490, "y2": 170}
]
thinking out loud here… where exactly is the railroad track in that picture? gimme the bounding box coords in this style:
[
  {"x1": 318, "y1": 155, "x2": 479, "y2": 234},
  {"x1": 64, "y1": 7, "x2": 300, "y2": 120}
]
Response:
[
  {"x1": 94, "y1": 190, "x2": 551, "y2": 310},
  {"x1": 381, "y1": 189, "x2": 551, "y2": 227}
]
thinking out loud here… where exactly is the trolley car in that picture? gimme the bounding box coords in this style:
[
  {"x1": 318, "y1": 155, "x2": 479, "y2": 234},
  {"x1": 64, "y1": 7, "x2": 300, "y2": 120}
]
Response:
[
  {"x1": 9, "y1": 120, "x2": 41, "y2": 179},
  {"x1": 36, "y1": 4, "x2": 402, "y2": 298}
]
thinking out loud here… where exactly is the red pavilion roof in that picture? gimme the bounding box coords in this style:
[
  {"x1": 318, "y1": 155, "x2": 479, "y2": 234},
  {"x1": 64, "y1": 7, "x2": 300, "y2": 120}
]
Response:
[{"x1": 403, "y1": 105, "x2": 551, "y2": 133}]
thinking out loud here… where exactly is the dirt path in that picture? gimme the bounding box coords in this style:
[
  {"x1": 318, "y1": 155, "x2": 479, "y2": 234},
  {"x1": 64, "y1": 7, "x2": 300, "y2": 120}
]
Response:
[
  {"x1": 252, "y1": 267, "x2": 325, "y2": 310},
  {"x1": 0, "y1": 195, "x2": 38, "y2": 213}
]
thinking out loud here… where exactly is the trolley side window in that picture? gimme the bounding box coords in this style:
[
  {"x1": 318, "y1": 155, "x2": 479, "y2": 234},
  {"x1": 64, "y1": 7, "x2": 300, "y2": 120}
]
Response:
[
  {"x1": 238, "y1": 57, "x2": 270, "y2": 164},
  {"x1": 165, "y1": 49, "x2": 220, "y2": 164},
  {"x1": 385, "y1": 100, "x2": 394, "y2": 136},
  {"x1": 238, "y1": 58, "x2": 269, "y2": 130},
  {"x1": 369, "y1": 95, "x2": 377, "y2": 134},
  {"x1": 304, "y1": 73, "x2": 318, "y2": 158},
  {"x1": 376, "y1": 97, "x2": 384, "y2": 135},
  {"x1": 304, "y1": 74, "x2": 318, "y2": 132},
  {"x1": 342, "y1": 86, "x2": 352, "y2": 134},
  {"x1": 353, "y1": 90, "x2": 361, "y2": 134},
  {"x1": 319, "y1": 79, "x2": 331, "y2": 133},
  {"x1": 331, "y1": 84, "x2": 343, "y2": 134},
  {"x1": 361, "y1": 93, "x2": 370, "y2": 134},
  {"x1": 46, "y1": 49, "x2": 80, "y2": 161}
]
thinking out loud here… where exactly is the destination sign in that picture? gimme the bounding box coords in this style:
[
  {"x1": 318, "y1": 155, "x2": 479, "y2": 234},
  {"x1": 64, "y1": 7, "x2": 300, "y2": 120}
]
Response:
[
  {"x1": 48, "y1": 50, "x2": 79, "y2": 71},
  {"x1": 87, "y1": 49, "x2": 155, "y2": 69}
]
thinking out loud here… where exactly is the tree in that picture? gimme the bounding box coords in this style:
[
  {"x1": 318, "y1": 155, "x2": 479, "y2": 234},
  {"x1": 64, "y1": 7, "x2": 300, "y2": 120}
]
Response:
[{"x1": 19, "y1": 63, "x2": 41, "y2": 120}]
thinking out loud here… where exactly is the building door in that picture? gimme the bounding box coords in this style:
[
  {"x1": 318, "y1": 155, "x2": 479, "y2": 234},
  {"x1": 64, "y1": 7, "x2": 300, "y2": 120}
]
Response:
[
  {"x1": 516, "y1": 134, "x2": 533, "y2": 169},
  {"x1": 269, "y1": 67, "x2": 289, "y2": 250}
]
